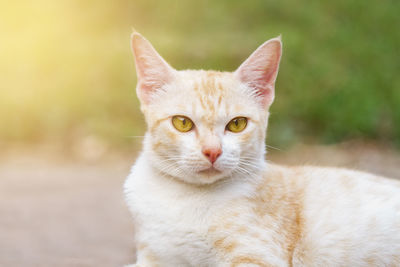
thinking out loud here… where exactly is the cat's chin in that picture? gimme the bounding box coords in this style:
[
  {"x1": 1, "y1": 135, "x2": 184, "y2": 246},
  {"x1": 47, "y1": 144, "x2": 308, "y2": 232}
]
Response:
[
  {"x1": 172, "y1": 167, "x2": 230, "y2": 185},
  {"x1": 198, "y1": 166, "x2": 221, "y2": 176},
  {"x1": 189, "y1": 167, "x2": 230, "y2": 185}
]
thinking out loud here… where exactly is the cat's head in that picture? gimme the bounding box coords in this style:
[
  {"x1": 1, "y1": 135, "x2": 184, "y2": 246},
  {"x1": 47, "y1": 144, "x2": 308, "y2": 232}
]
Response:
[{"x1": 131, "y1": 33, "x2": 282, "y2": 185}]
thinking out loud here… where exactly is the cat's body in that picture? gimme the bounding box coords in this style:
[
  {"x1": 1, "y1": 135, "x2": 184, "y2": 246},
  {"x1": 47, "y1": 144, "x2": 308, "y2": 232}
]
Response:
[
  {"x1": 126, "y1": 158, "x2": 400, "y2": 266},
  {"x1": 124, "y1": 33, "x2": 400, "y2": 266}
]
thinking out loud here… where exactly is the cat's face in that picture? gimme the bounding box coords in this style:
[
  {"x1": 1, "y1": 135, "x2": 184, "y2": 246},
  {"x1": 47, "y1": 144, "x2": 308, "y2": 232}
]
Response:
[
  {"x1": 142, "y1": 71, "x2": 269, "y2": 184},
  {"x1": 131, "y1": 33, "x2": 282, "y2": 185}
]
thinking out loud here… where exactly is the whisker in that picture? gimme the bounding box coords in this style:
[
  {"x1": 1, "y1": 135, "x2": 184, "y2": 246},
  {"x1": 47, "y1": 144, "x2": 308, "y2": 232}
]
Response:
[{"x1": 265, "y1": 144, "x2": 283, "y2": 151}]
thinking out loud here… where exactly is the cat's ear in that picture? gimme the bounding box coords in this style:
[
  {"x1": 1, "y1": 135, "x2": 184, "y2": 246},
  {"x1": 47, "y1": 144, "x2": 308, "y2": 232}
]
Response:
[
  {"x1": 131, "y1": 32, "x2": 175, "y2": 104},
  {"x1": 234, "y1": 36, "x2": 282, "y2": 108}
]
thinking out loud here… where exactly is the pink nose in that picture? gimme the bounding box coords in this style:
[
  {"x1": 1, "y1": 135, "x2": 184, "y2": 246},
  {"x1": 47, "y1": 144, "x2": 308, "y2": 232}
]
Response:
[{"x1": 202, "y1": 147, "x2": 222, "y2": 164}]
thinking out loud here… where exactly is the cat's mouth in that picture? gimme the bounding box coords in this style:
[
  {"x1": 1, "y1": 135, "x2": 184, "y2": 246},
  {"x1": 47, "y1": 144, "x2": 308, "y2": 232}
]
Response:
[{"x1": 197, "y1": 167, "x2": 222, "y2": 176}]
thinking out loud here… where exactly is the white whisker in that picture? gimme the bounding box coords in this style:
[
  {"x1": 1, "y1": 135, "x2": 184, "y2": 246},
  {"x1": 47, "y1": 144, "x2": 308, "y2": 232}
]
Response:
[{"x1": 265, "y1": 144, "x2": 283, "y2": 151}]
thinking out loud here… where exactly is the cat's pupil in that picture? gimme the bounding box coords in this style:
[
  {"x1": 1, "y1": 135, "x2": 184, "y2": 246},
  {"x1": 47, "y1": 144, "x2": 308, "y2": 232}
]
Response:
[
  {"x1": 234, "y1": 119, "x2": 238, "y2": 126},
  {"x1": 182, "y1": 118, "x2": 186, "y2": 125}
]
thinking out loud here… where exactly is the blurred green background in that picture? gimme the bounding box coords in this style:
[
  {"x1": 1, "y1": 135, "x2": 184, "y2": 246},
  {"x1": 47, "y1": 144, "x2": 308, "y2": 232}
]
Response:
[{"x1": 1, "y1": 0, "x2": 399, "y2": 150}]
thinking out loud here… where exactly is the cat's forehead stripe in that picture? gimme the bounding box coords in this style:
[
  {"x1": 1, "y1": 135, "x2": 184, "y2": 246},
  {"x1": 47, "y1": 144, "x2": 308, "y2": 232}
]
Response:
[{"x1": 193, "y1": 74, "x2": 230, "y2": 123}]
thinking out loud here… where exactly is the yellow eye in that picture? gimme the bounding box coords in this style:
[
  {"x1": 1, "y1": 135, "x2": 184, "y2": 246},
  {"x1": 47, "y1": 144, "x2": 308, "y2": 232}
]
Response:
[
  {"x1": 226, "y1": 117, "x2": 247, "y2": 133},
  {"x1": 172, "y1": 116, "x2": 194, "y2": 132}
]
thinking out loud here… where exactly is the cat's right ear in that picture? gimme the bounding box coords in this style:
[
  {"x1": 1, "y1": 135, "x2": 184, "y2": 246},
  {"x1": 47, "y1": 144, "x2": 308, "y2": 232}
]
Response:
[
  {"x1": 234, "y1": 37, "x2": 282, "y2": 108},
  {"x1": 131, "y1": 32, "x2": 175, "y2": 104}
]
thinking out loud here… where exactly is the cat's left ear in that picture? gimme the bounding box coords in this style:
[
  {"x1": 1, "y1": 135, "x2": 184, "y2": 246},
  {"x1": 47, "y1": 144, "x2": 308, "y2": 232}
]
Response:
[
  {"x1": 131, "y1": 32, "x2": 176, "y2": 105},
  {"x1": 234, "y1": 36, "x2": 282, "y2": 108}
]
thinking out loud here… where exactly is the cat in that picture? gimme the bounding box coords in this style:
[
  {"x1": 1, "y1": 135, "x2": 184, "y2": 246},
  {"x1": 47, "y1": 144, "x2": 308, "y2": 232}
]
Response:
[{"x1": 124, "y1": 32, "x2": 400, "y2": 267}]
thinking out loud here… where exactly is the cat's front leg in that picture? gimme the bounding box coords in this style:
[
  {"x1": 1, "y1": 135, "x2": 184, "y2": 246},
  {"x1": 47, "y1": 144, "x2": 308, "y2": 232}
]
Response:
[
  {"x1": 209, "y1": 223, "x2": 289, "y2": 267},
  {"x1": 123, "y1": 260, "x2": 155, "y2": 267},
  {"x1": 123, "y1": 264, "x2": 154, "y2": 267},
  {"x1": 125, "y1": 246, "x2": 159, "y2": 267}
]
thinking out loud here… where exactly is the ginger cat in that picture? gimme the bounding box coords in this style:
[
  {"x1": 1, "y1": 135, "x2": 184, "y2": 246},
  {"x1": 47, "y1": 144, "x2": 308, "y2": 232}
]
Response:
[{"x1": 124, "y1": 32, "x2": 400, "y2": 267}]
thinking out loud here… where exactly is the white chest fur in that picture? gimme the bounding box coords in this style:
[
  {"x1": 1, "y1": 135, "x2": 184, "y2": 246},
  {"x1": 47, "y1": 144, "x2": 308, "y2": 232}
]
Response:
[{"x1": 124, "y1": 154, "x2": 258, "y2": 267}]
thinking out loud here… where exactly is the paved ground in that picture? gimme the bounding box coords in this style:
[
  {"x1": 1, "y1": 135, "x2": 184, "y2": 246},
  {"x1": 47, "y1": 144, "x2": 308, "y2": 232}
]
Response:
[
  {"x1": 0, "y1": 148, "x2": 136, "y2": 267},
  {"x1": 1, "y1": 142, "x2": 399, "y2": 267}
]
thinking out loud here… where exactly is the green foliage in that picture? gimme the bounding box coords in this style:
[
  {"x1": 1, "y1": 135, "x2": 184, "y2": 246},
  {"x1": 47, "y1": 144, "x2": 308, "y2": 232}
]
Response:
[{"x1": 1, "y1": 0, "x2": 399, "y2": 148}]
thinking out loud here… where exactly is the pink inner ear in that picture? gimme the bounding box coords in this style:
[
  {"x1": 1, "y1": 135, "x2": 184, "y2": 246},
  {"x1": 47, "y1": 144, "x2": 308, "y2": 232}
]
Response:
[
  {"x1": 131, "y1": 33, "x2": 175, "y2": 104},
  {"x1": 235, "y1": 38, "x2": 282, "y2": 107}
]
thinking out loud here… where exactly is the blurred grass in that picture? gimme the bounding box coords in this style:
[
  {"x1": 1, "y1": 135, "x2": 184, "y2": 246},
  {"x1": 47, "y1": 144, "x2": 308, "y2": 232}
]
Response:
[{"x1": 1, "y1": 0, "x2": 399, "y2": 149}]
